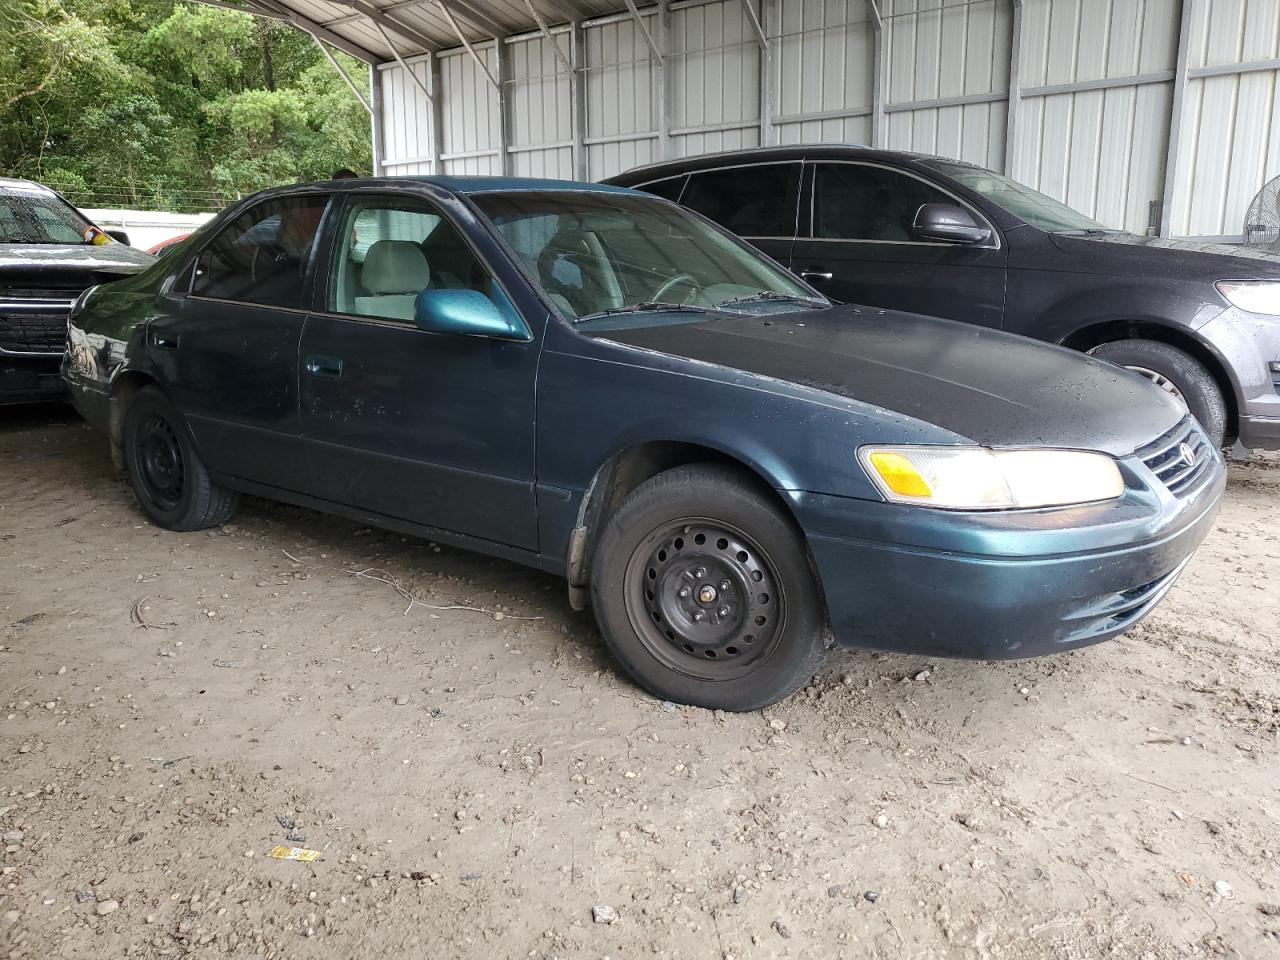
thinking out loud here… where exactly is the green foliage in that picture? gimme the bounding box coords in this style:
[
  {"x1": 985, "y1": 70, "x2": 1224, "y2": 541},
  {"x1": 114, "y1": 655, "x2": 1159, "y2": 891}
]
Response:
[{"x1": 0, "y1": 0, "x2": 371, "y2": 212}]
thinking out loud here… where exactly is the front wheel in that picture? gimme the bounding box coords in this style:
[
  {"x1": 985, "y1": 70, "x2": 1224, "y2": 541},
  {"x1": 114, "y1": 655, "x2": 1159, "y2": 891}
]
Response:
[
  {"x1": 590, "y1": 464, "x2": 828, "y2": 711},
  {"x1": 1088, "y1": 339, "x2": 1227, "y2": 446},
  {"x1": 122, "y1": 385, "x2": 239, "y2": 531}
]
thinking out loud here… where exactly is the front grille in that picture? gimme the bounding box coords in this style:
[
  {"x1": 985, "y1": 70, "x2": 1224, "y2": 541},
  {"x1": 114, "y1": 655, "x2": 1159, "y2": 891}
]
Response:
[
  {"x1": 0, "y1": 291, "x2": 76, "y2": 355},
  {"x1": 1136, "y1": 416, "x2": 1213, "y2": 497}
]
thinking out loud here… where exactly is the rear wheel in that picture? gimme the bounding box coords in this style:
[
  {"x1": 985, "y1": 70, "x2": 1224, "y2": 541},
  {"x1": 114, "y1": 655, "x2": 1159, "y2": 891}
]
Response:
[
  {"x1": 122, "y1": 385, "x2": 238, "y2": 530},
  {"x1": 590, "y1": 464, "x2": 827, "y2": 711},
  {"x1": 1088, "y1": 339, "x2": 1227, "y2": 446}
]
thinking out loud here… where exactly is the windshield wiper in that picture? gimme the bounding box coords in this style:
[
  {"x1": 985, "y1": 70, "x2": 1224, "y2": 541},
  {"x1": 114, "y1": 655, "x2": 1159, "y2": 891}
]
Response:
[
  {"x1": 1052, "y1": 228, "x2": 1127, "y2": 237},
  {"x1": 578, "y1": 301, "x2": 715, "y2": 322},
  {"x1": 712, "y1": 290, "x2": 828, "y2": 309}
]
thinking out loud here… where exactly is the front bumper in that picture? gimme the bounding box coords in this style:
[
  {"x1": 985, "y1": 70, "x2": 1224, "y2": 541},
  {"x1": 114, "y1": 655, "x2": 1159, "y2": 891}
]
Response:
[
  {"x1": 788, "y1": 446, "x2": 1226, "y2": 660},
  {"x1": 0, "y1": 355, "x2": 65, "y2": 405},
  {"x1": 1198, "y1": 305, "x2": 1280, "y2": 450}
]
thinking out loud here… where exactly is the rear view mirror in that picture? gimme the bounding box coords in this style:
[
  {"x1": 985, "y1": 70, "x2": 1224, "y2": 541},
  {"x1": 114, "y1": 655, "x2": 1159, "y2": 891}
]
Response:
[
  {"x1": 413, "y1": 288, "x2": 531, "y2": 341},
  {"x1": 913, "y1": 203, "x2": 991, "y2": 245}
]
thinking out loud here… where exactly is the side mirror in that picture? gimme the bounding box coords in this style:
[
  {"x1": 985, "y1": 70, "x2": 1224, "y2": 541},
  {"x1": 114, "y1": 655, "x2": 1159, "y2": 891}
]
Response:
[
  {"x1": 413, "y1": 288, "x2": 531, "y2": 341},
  {"x1": 913, "y1": 203, "x2": 991, "y2": 245},
  {"x1": 104, "y1": 229, "x2": 131, "y2": 246}
]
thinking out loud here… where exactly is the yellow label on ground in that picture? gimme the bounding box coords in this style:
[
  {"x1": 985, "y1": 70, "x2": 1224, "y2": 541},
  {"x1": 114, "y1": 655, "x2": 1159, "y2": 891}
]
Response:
[{"x1": 268, "y1": 845, "x2": 322, "y2": 862}]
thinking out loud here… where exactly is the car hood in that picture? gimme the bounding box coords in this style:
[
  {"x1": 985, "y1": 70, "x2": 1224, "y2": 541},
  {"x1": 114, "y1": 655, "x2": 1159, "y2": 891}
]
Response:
[
  {"x1": 0, "y1": 242, "x2": 154, "y2": 274},
  {"x1": 1048, "y1": 231, "x2": 1280, "y2": 279},
  {"x1": 588, "y1": 305, "x2": 1185, "y2": 457}
]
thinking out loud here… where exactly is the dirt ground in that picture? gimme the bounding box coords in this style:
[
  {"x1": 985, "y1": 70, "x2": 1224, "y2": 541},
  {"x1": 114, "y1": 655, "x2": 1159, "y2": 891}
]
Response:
[{"x1": 1, "y1": 404, "x2": 1278, "y2": 960}]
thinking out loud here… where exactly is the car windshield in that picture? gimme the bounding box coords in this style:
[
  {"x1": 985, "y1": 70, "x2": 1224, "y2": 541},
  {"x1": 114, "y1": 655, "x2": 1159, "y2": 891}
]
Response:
[
  {"x1": 471, "y1": 191, "x2": 825, "y2": 323},
  {"x1": 0, "y1": 189, "x2": 93, "y2": 244},
  {"x1": 924, "y1": 160, "x2": 1117, "y2": 233}
]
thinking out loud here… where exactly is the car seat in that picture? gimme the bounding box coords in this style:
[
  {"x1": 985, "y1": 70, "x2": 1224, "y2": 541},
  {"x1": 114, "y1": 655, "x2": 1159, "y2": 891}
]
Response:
[{"x1": 355, "y1": 240, "x2": 430, "y2": 319}]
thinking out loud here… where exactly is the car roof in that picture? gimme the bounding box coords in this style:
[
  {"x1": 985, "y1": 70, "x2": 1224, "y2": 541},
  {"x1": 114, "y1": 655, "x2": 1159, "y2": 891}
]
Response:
[
  {"x1": 297, "y1": 175, "x2": 639, "y2": 197},
  {"x1": 601, "y1": 144, "x2": 945, "y2": 182},
  {"x1": 404, "y1": 175, "x2": 638, "y2": 196},
  {"x1": 0, "y1": 177, "x2": 59, "y2": 196}
]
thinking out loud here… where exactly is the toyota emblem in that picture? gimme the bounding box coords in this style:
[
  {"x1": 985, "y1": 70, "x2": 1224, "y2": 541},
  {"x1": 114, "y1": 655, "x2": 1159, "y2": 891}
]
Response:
[{"x1": 1178, "y1": 441, "x2": 1197, "y2": 467}]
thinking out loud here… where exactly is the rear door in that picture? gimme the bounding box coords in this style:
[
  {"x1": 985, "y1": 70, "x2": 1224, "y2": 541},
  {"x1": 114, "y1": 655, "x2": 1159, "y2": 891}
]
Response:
[
  {"x1": 676, "y1": 162, "x2": 801, "y2": 270},
  {"x1": 298, "y1": 192, "x2": 540, "y2": 550},
  {"x1": 791, "y1": 161, "x2": 1006, "y2": 327},
  {"x1": 149, "y1": 192, "x2": 330, "y2": 492}
]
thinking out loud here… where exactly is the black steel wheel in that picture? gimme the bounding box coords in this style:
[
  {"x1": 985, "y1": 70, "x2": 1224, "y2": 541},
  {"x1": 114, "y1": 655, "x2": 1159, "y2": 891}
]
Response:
[
  {"x1": 133, "y1": 412, "x2": 187, "y2": 512},
  {"x1": 591, "y1": 463, "x2": 827, "y2": 710},
  {"x1": 626, "y1": 520, "x2": 784, "y2": 680},
  {"x1": 122, "y1": 385, "x2": 239, "y2": 531}
]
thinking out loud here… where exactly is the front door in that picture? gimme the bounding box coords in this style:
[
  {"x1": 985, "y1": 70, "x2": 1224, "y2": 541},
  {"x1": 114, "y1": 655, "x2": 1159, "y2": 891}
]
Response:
[
  {"x1": 150, "y1": 192, "x2": 330, "y2": 492},
  {"x1": 298, "y1": 193, "x2": 540, "y2": 550},
  {"x1": 791, "y1": 161, "x2": 1007, "y2": 328}
]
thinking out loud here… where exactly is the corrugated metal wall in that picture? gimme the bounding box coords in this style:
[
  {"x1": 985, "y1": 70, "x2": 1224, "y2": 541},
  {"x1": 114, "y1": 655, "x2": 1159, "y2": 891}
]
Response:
[
  {"x1": 374, "y1": 0, "x2": 1280, "y2": 239},
  {"x1": 1170, "y1": 0, "x2": 1280, "y2": 237},
  {"x1": 883, "y1": 0, "x2": 1010, "y2": 170}
]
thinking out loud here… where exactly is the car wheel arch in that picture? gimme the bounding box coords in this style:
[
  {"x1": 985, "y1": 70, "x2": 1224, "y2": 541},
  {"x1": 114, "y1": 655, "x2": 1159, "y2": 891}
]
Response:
[
  {"x1": 565, "y1": 440, "x2": 815, "y2": 610},
  {"x1": 107, "y1": 371, "x2": 161, "y2": 470},
  {"x1": 1061, "y1": 319, "x2": 1239, "y2": 443}
]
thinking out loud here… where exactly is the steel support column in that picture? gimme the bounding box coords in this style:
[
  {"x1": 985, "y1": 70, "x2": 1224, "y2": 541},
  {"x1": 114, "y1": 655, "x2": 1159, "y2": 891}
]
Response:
[
  {"x1": 1160, "y1": 0, "x2": 1194, "y2": 238},
  {"x1": 570, "y1": 21, "x2": 587, "y2": 179},
  {"x1": 1003, "y1": 0, "x2": 1022, "y2": 176},
  {"x1": 656, "y1": 0, "x2": 672, "y2": 159},
  {"x1": 430, "y1": 53, "x2": 447, "y2": 174},
  {"x1": 758, "y1": 0, "x2": 774, "y2": 145},
  {"x1": 867, "y1": 0, "x2": 884, "y2": 147},
  {"x1": 496, "y1": 36, "x2": 513, "y2": 174},
  {"x1": 369, "y1": 63, "x2": 385, "y2": 174}
]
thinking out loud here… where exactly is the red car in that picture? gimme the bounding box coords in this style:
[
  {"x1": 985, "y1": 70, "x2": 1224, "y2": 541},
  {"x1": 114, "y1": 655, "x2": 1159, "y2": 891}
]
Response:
[{"x1": 145, "y1": 233, "x2": 189, "y2": 255}]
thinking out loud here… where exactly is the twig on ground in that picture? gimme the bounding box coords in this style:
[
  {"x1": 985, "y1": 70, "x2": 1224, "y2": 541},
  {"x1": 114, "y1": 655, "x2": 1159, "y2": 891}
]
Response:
[
  {"x1": 1122, "y1": 771, "x2": 1177, "y2": 794},
  {"x1": 130, "y1": 597, "x2": 173, "y2": 631},
  {"x1": 276, "y1": 549, "x2": 541, "y2": 621},
  {"x1": 348, "y1": 567, "x2": 542, "y2": 620}
]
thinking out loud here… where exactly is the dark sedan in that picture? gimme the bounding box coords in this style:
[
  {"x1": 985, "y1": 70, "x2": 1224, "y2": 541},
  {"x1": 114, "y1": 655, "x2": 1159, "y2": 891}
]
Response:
[
  {"x1": 604, "y1": 146, "x2": 1280, "y2": 452},
  {"x1": 64, "y1": 176, "x2": 1224, "y2": 710},
  {"x1": 1, "y1": 178, "x2": 153, "y2": 405}
]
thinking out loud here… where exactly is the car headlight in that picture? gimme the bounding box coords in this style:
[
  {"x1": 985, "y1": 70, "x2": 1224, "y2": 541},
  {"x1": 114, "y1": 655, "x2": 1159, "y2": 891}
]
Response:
[
  {"x1": 1216, "y1": 280, "x2": 1280, "y2": 315},
  {"x1": 859, "y1": 446, "x2": 1125, "y2": 510}
]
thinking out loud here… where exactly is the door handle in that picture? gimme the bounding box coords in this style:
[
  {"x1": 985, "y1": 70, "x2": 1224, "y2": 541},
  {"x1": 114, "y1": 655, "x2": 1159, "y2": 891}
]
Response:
[
  {"x1": 799, "y1": 268, "x2": 833, "y2": 282},
  {"x1": 305, "y1": 354, "x2": 343, "y2": 379},
  {"x1": 150, "y1": 331, "x2": 179, "y2": 350}
]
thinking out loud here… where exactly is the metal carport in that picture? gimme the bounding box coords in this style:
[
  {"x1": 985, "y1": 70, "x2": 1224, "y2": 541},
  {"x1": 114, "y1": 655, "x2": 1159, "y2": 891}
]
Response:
[{"x1": 201, "y1": 0, "x2": 1280, "y2": 241}]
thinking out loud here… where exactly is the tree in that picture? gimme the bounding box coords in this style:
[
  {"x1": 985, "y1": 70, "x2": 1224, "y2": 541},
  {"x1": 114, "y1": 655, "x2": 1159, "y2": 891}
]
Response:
[{"x1": 0, "y1": 0, "x2": 372, "y2": 212}]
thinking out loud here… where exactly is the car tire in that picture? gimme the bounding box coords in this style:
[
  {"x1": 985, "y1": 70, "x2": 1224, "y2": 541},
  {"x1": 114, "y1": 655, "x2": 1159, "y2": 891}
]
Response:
[
  {"x1": 122, "y1": 385, "x2": 239, "y2": 531},
  {"x1": 1088, "y1": 339, "x2": 1227, "y2": 446},
  {"x1": 590, "y1": 463, "x2": 828, "y2": 711}
]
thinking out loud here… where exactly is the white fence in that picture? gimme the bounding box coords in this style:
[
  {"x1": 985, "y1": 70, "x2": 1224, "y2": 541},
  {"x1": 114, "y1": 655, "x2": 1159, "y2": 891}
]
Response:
[{"x1": 82, "y1": 209, "x2": 215, "y2": 252}]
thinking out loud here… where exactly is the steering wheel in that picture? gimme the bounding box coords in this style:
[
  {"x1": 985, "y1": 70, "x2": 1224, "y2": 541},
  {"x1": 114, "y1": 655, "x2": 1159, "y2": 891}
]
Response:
[{"x1": 652, "y1": 273, "x2": 699, "y2": 304}]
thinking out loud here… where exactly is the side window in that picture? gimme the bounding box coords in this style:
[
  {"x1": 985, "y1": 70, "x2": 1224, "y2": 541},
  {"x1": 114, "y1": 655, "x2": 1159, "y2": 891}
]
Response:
[
  {"x1": 191, "y1": 195, "x2": 329, "y2": 307},
  {"x1": 813, "y1": 163, "x2": 958, "y2": 242},
  {"x1": 329, "y1": 197, "x2": 491, "y2": 322},
  {"x1": 681, "y1": 164, "x2": 801, "y2": 238},
  {"x1": 634, "y1": 176, "x2": 687, "y2": 202}
]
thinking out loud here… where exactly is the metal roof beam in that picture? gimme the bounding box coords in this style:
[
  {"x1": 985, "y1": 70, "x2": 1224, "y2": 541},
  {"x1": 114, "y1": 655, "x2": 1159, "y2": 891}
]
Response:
[
  {"x1": 739, "y1": 0, "x2": 766, "y2": 48},
  {"x1": 313, "y1": 33, "x2": 373, "y2": 110},
  {"x1": 208, "y1": 0, "x2": 382, "y2": 62},
  {"x1": 437, "y1": 1, "x2": 500, "y2": 87},
  {"x1": 520, "y1": 0, "x2": 572, "y2": 72},
  {"x1": 622, "y1": 0, "x2": 662, "y2": 63},
  {"x1": 438, "y1": 0, "x2": 511, "y2": 37},
  {"x1": 326, "y1": 0, "x2": 441, "y2": 52},
  {"x1": 373, "y1": 21, "x2": 435, "y2": 98}
]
